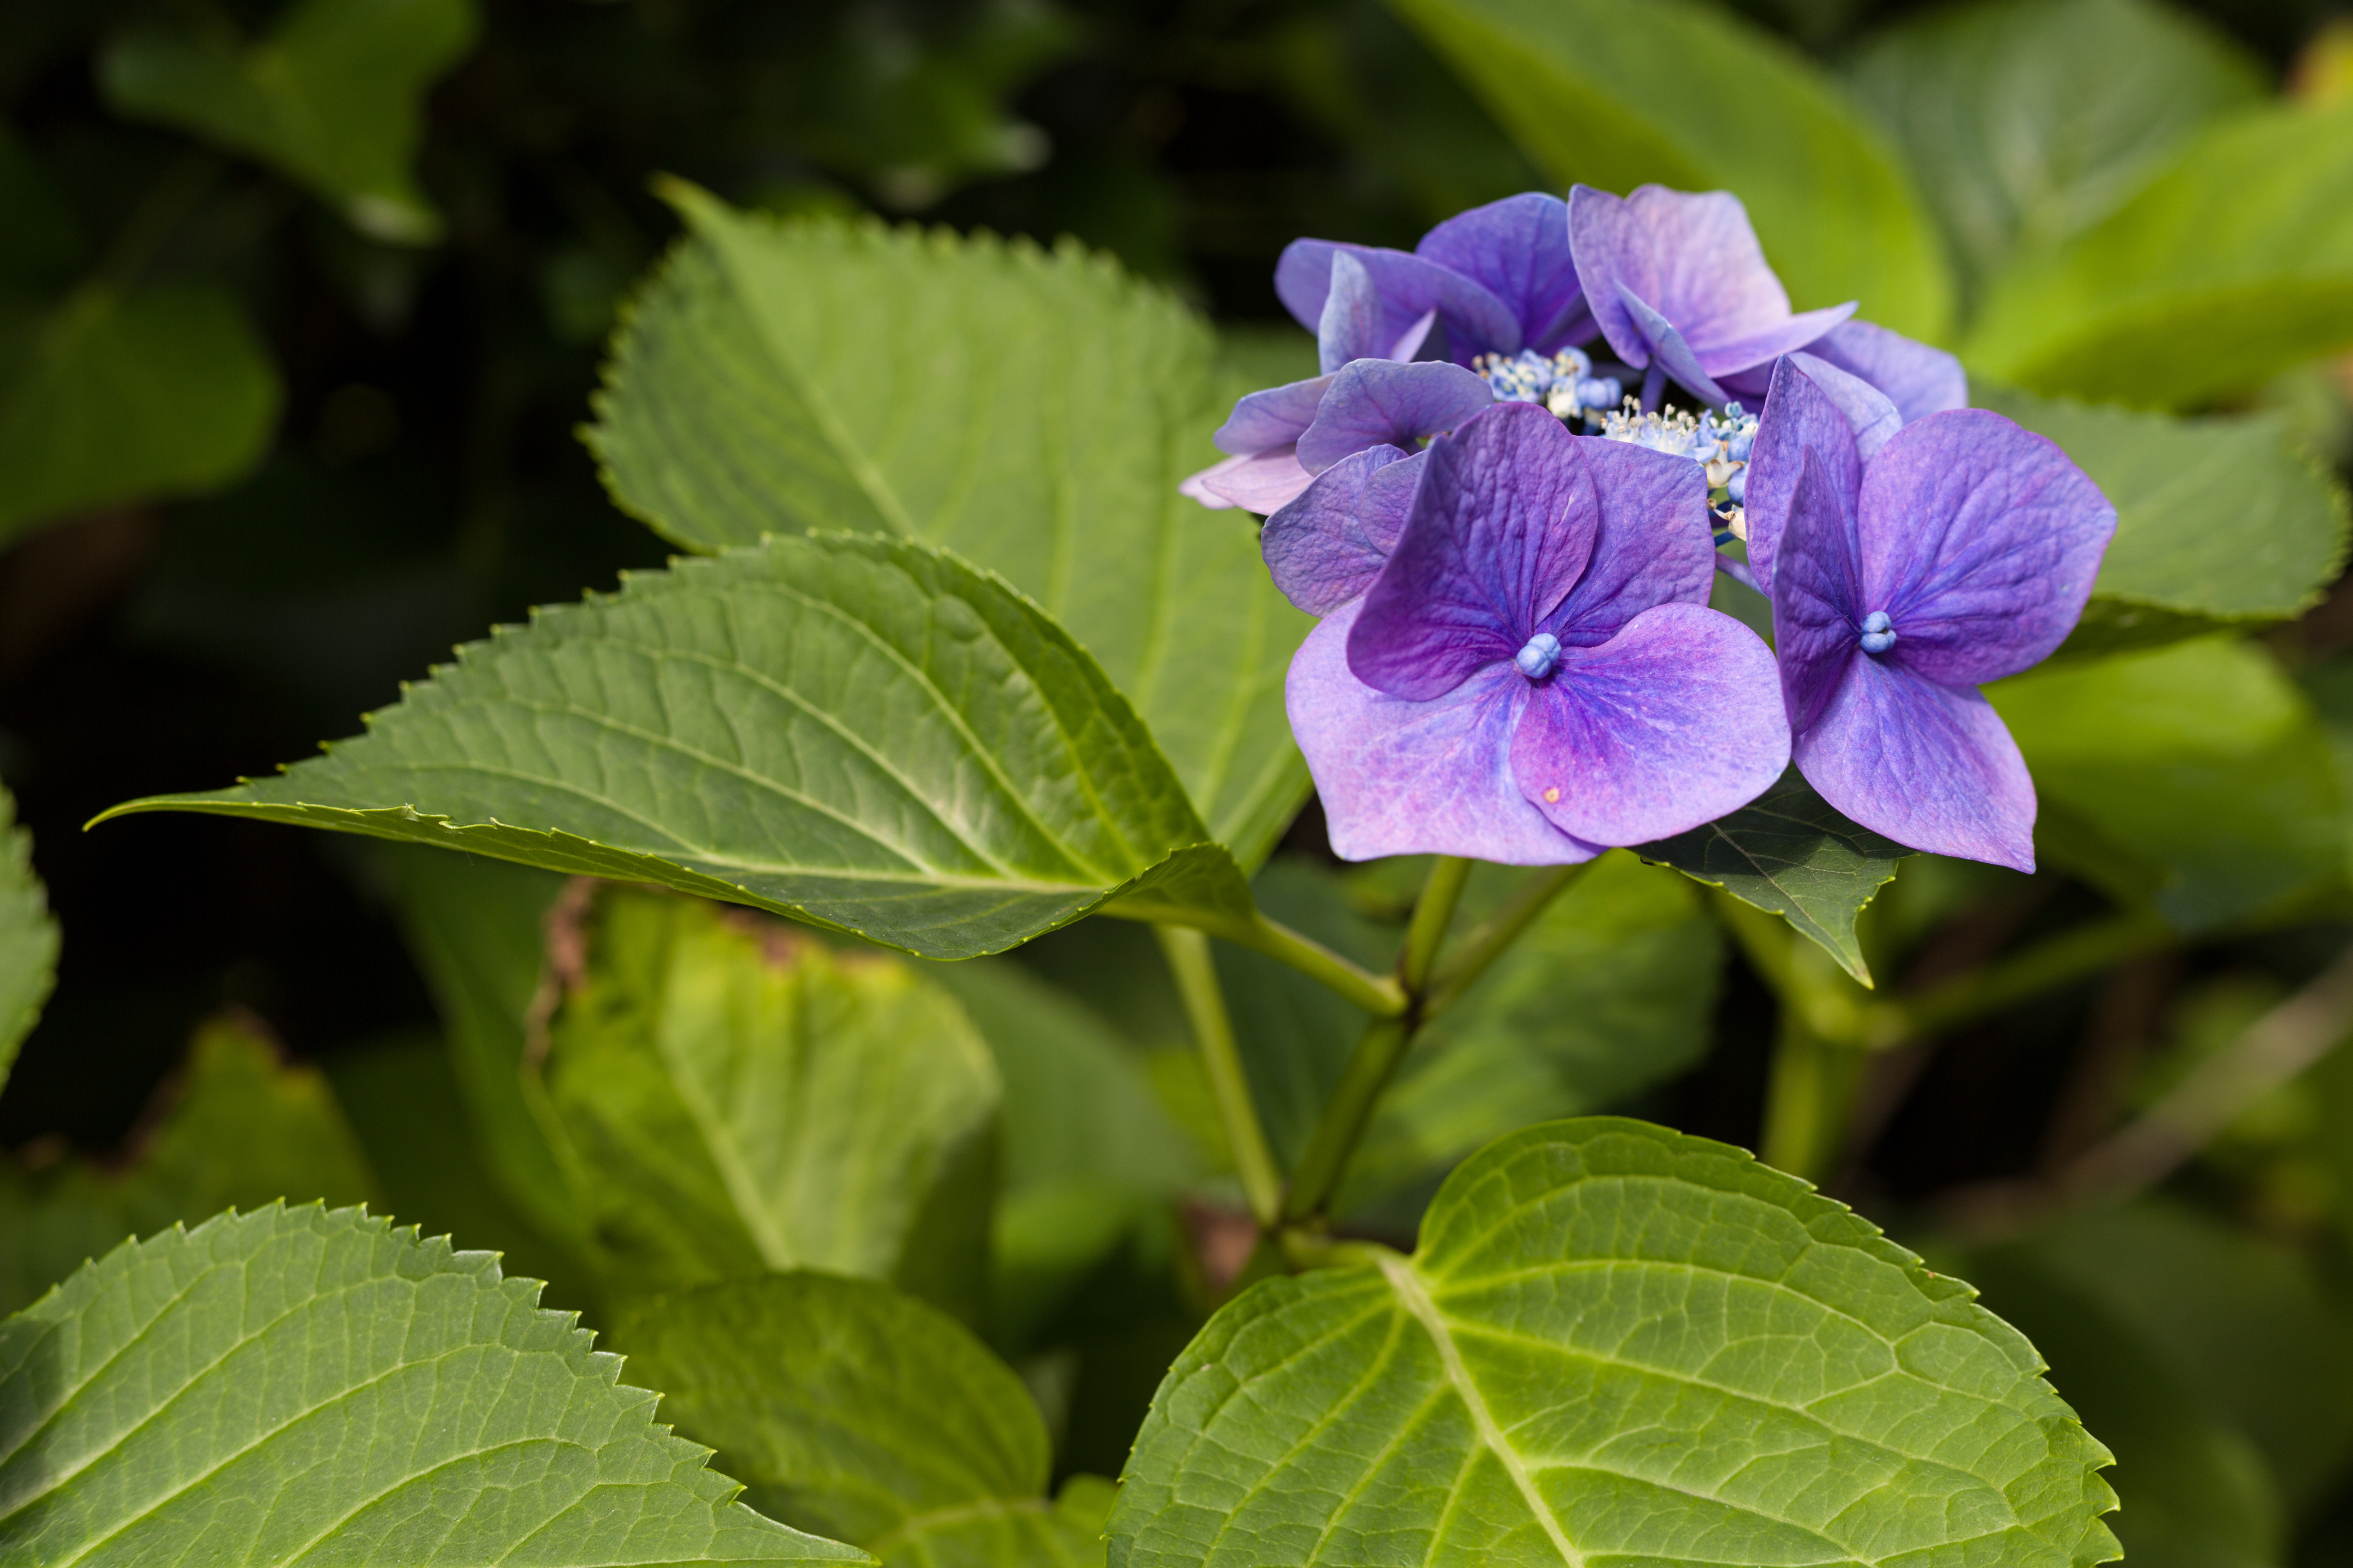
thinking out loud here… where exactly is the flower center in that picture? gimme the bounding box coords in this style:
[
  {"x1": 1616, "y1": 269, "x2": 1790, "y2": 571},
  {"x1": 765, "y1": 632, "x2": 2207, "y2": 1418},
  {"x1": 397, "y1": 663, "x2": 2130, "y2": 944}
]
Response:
[
  {"x1": 1515, "y1": 632, "x2": 1563, "y2": 681},
  {"x1": 1858, "y1": 611, "x2": 1897, "y2": 654},
  {"x1": 1471, "y1": 349, "x2": 1622, "y2": 427},
  {"x1": 1599, "y1": 400, "x2": 1757, "y2": 542}
]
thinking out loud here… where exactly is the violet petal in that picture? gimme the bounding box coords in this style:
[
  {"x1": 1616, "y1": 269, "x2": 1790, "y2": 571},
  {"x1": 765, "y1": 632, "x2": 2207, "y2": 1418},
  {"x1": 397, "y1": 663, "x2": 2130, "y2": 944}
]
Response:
[
  {"x1": 1788, "y1": 351, "x2": 1901, "y2": 463},
  {"x1": 1743, "y1": 355, "x2": 1864, "y2": 598},
  {"x1": 1415, "y1": 193, "x2": 1593, "y2": 354},
  {"x1": 1617, "y1": 285, "x2": 1733, "y2": 405},
  {"x1": 1803, "y1": 317, "x2": 1967, "y2": 424},
  {"x1": 1275, "y1": 239, "x2": 1524, "y2": 365},
  {"x1": 1768, "y1": 446, "x2": 1868, "y2": 738},
  {"x1": 1289, "y1": 603, "x2": 1601, "y2": 864},
  {"x1": 1262, "y1": 444, "x2": 1413, "y2": 615},
  {"x1": 1179, "y1": 455, "x2": 1244, "y2": 510},
  {"x1": 1296, "y1": 359, "x2": 1494, "y2": 475},
  {"x1": 1511, "y1": 602, "x2": 1791, "y2": 844},
  {"x1": 1196, "y1": 444, "x2": 1315, "y2": 514},
  {"x1": 1213, "y1": 374, "x2": 1332, "y2": 457},
  {"x1": 1319, "y1": 251, "x2": 1387, "y2": 374},
  {"x1": 1860, "y1": 409, "x2": 2117, "y2": 687},
  {"x1": 1794, "y1": 656, "x2": 2037, "y2": 872},
  {"x1": 1350, "y1": 403, "x2": 1596, "y2": 701},
  {"x1": 1541, "y1": 436, "x2": 1716, "y2": 647},
  {"x1": 1696, "y1": 300, "x2": 1857, "y2": 378}
]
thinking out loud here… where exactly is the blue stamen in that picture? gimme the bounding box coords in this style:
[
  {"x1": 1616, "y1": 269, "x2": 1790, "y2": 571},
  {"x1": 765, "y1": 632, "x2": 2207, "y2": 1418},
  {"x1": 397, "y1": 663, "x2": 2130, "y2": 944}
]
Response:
[
  {"x1": 1515, "y1": 632, "x2": 1562, "y2": 680},
  {"x1": 1858, "y1": 610, "x2": 1897, "y2": 655}
]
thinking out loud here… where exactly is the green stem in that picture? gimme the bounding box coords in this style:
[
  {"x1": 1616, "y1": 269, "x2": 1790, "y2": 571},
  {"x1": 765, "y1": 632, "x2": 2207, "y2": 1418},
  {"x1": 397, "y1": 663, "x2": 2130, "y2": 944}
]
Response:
[
  {"x1": 1759, "y1": 1012, "x2": 1867, "y2": 1183},
  {"x1": 1114, "y1": 905, "x2": 1405, "y2": 1017},
  {"x1": 1155, "y1": 926, "x2": 1283, "y2": 1228},
  {"x1": 1398, "y1": 855, "x2": 1473, "y2": 992},
  {"x1": 1423, "y1": 862, "x2": 1589, "y2": 1018}
]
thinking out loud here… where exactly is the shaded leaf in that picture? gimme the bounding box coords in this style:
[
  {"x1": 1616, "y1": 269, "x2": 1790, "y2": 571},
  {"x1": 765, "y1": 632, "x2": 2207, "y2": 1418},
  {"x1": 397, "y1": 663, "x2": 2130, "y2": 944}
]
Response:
[
  {"x1": 536, "y1": 887, "x2": 998, "y2": 1321},
  {"x1": 99, "y1": 0, "x2": 479, "y2": 243},
  {"x1": 613, "y1": 1273, "x2": 1111, "y2": 1568},
  {"x1": 1979, "y1": 384, "x2": 2349, "y2": 652},
  {"x1": 1965, "y1": 97, "x2": 2353, "y2": 406},
  {"x1": 0, "y1": 283, "x2": 279, "y2": 546},
  {"x1": 0, "y1": 1016, "x2": 379, "y2": 1317},
  {"x1": 1991, "y1": 638, "x2": 2344, "y2": 930},
  {"x1": 1386, "y1": 0, "x2": 1952, "y2": 340},
  {"x1": 1849, "y1": 0, "x2": 2265, "y2": 307},
  {"x1": 587, "y1": 187, "x2": 1313, "y2": 865},
  {"x1": 0, "y1": 1205, "x2": 865, "y2": 1566},
  {"x1": 1112, "y1": 1118, "x2": 2117, "y2": 1568},
  {"x1": 1636, "y1": 768, "x2": 1910, "y2": 983},
  {"x1": 0, "y1": 785, "x2": 56, "y2": 1092},
  {"x1": 103, "y1": 531, "x2": 1252, "y2": 961}
]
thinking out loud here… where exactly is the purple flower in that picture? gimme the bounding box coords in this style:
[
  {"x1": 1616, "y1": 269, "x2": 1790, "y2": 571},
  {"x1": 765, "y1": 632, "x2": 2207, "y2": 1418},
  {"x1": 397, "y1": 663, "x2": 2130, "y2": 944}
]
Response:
[
  {"x1": 1745, "y1": 357, "x2": 2116, "y2": 871},
  {"x1": 1287, "y1": 403, "x2": 1790, "y2": 863},
  {"x1": 1567, "y1": 184, "x2": 1963, "y2": 419}
]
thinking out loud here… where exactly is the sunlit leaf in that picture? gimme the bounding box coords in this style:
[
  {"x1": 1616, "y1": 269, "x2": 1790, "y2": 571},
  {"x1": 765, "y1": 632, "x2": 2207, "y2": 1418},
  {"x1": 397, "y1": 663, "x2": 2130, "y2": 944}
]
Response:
[
  {"x1": 1991, "y1": 638, "x2": 2344, "y2": 929},
  {"x1": 1965, "y1": 97, "x2": 2353, "y2": 406},
  {"x1": 102, "y1": 531, "x2": 1253, "y2": 960},
  {"x1": 613, "y1": 1273, "x2": 1112, "y2": 1568},
  {"x1": 0, "y1": 1205, "x2": 866, "y2": 1566},
  {"x1": 0, "y1": 786, "x2": 55, "y2": 1093},
  {"x1": 99, "y1": 0, "x2": 479, "y2": 243},
  {"x1": 535, "y1": 887, "x2": 998, "y2": 1321},
  {"x1": 1850, "y1": 0, "x2": 2265, "y2": 307},
  {"x1": 1112, "y1": 1118, "x2": 2117, "y2": 1568},
  {"x1": 1386, "y1": 0, "x2": 1952, "y2": 340},
  {"x1": 1979, "y1": 385, "x2": 2349, "y2": 653},
  {"x1": 0, "y1": 1016, "x2": 379, "y2": 1317},
  {"x1": 1636, "y1": 768, "x2": 1910, "y2": 983},
  {"x1": 587, "y1": 187, "x2": 1313, "y2": 866},
  {"x1": 0, "y1": 283, "x2": 279, "y2": 546}
]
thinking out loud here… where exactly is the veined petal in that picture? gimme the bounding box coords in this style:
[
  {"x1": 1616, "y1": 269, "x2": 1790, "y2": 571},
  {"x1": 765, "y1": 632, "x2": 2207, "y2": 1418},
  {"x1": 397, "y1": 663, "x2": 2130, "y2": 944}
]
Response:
[
  {"x1": 1771, "y1": 447, "x2": 1870, "y2": 738},
  {"x1": 1511, "y1": 603, "x2": 1790, "y2": 845},
  {"x1": 1695, "y1": 300, "x2": 1857, "y2": 378},
  {"x1": 1263, "y1": 445, "x2": 1415, "y2": 615},
  {"x1": 1745, "y1": 355, "x2": 1865, "y2": 597},
  {"x1": 1213, "y1": 374, "x2": 1332, "y2": 456},
  {"x1": 1802, "y1": 317, "x2": 1967, "y2": 424},
  {"x1": 1541, "y1": 437, "x2": 1715, "y2": 647},
  {"x1": 1290, "y1": 603, "x2": 1599, "y2": 864},
  {"x1": 1415, "y1": 193, "x2": 1593, "y2": 355},
  {"x1": 1860, "y1": 410, "x2": 2117, "y2": 687},
  {"x1": 1194, "y1": 444, "x2": 1314, "y2": 514},
  {"x1": 1275, "y1": 240, "x2": 1523, "y2": 365},
  {"x1": 1573, "y1": 184, "x2": 1818, "y2": 373},
  {"x1": 1616, "y1": 286, "x2": 1733, "y2": 405},
  {"x1": 1296, "y1": 359, "x2": 1493, "y2": 474},
  {"x1": 1319, "y1": 251, "x2": 1387, "y2": 373},
  {"x1": 1789, "y1": 351, "x2": 1901, "y2": 463},
  {"x1": 1794, "y1": 658, "x2": 2036, "y2": 872},
  {"x1": 1350, "y1": 404, "x2": 1596, "y2": 700}
]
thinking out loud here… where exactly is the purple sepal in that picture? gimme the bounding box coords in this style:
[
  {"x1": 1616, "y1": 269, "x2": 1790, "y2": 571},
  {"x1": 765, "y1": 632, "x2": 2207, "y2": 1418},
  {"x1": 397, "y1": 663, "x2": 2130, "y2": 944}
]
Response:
[
  {"x1": 1616, "y1": 285, "x2": 1731, "y2": 405},
  {"x1": 1803, "y1": 318, "x2": 1967, "y2": 424},
  {"x1": 1296, "y1": 359, "x2": 1494, "y2": 475},
  {"x1": 1276, "y1": 240, "x2": 1524, "y2": 365},
  {"x1": 1213, "y1": 374, "x2": 1331, "y2": 457},
  {"x1": 1738, "y1": 357, "x2": 1864, "y2": 598},
  {"x1": 1789, "y1": 351, "x2": 1901, "y2": 462},
  {"x1": 1415, "y1": 193, "x2": 1596, "y2": 355},
  {"x1": 1288, "y1": 603, "x2": 1604, "y2": 865},
  {"x1": 1316, "y1": 253, "x2": 1434, "y2": 372},
  {"x1": 1262, "y1": 445, "x2": 1417, "y2": 615},
  {"x1": 1543, "y1": 436, "x2": 1716, "y2": 645},
  {"x1": 1570, "y1": 184, "x2": 1854, "y2": 392},
  {"x1": 1512, "y1": 603, "x2": 1792, "y2": 844},
  {"x1": 1185, "y1": 445, "x2": 1315, "y2": 514}
]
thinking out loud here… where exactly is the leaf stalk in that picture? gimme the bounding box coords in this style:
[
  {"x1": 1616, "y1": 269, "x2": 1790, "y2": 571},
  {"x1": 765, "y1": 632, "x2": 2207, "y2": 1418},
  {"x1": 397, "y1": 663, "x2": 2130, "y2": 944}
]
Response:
[{"x1": 1154, "y1": 925, "x2": 1284, "y2": 1228}]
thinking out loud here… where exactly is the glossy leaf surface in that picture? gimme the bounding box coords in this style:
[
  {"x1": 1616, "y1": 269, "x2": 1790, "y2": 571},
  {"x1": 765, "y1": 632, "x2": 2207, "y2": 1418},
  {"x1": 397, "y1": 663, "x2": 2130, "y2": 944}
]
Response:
[
  {"x1": 1965, "y1": 97, "x2": 2353, "y2": 405},
  {"x1": 99, "y1": 0, "x2": 479, "y2": 243},
  {"x1": 0, "y1": 1205, "x2": 866, "y2": 1565},
  {"x1": 1388, "y1": 0, "x2": 1951, "y2": 339},
  {"x1": 588, "y1": 187, "x2": 1313, "y2": 864},
  {"x1": 1112, "y1": 1118, "x2": 2116, "y2": 1568},
  {"x1": 1636, "y1": 768, "x2": 1909, "y2": 982},
  {"x1": 0, "y1": 786, "x2": 55, "y2": 1092},
  {"x1": 104, "y1": 532, "x2": 1250, "y2": 960},
  {"x1": 536, "y1": 887, "x2": 998, "y2": 1318},
  {"x1": 614, "y1": 1273, "x2": 1112, "y2": 1567}
]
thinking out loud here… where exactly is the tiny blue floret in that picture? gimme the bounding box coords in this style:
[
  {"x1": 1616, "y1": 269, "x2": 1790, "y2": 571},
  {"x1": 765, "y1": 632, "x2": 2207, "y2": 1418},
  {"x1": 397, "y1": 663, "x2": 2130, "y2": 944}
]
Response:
[
  {"x1": 1858, "y1": 610, "x2": 1897, "y2": 655},
  {"x1": 1515, "y1": 632, "x2": 1563, "y2": 680}
]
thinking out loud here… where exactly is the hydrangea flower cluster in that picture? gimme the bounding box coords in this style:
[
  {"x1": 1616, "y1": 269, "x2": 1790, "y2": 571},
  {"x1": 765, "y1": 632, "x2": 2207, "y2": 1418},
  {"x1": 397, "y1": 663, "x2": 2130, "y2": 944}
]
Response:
[{"x1": 1209, "y1": 181, "x2": 2113, "y2": 872}]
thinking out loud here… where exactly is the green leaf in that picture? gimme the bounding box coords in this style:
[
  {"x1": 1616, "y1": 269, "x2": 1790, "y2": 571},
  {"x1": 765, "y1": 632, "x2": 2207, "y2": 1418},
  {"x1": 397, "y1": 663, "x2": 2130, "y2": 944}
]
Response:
[
  {"x1": 1385, "y1": 0, "x2": 1952, "y2": 340},
  {"x1": 1345, "y1": 852, "x2": 1724, "y2": 1210},
  {"x1": 99, "y1": 0, "x2": 479, "y2": 243},
  {"x1": 1965, "y1": 97, "x2": 2353, "y2": 406},
  {"x1": 0, "y1": 1205, "x2": 866, "y2": 1566},
  {"x1": 587, "y1": 187, "x2": 1313, "y2": 866},
  {"x1": 612, "y1": 1273, "x2": 1112, "y2": 1568},
  {"x1": 534, "y1": 886, "x2": 998, "y2": 1320},
  {"x1": 1635, "y1": 767, "x2": 1910, "y2": 984},
  {"x1": 1111, "y1": 1118, "x2": 2117, "y2": 1568},
  {"x1": 1848, "y1": 0, "x2": 2265, "y2": 308},
  {"x1": 102, "y1": 531, "x2": 1252, "y2": 961},
  {"x1": 0, "y1": 283, "x2": 279, "y2": 546},
  {"x1": 0, "y1": 1015, "x2": 379, "y2": 1319},
  {"x1": 0, "y1": 786, "x2": 56, "y2": 1092},
  {"x1": 1990, "y1": 638, "x2": 2345, "y2": 930},
  {"x1": 1977, "y1": 384, "x2": 2350, "y2": 652}
]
